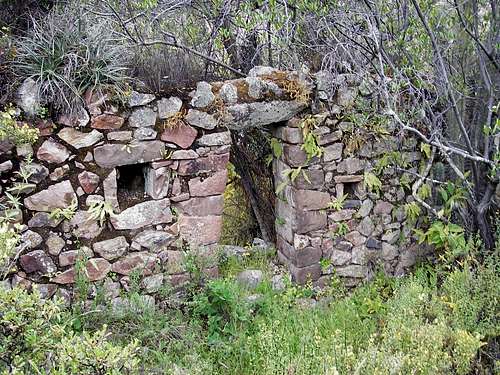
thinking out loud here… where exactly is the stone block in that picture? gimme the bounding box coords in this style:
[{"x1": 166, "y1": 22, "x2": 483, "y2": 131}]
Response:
[
  {"x1": 178, "y1": 215, "x2": 223, "y2": 246},
  {"x1": 294, "y1": 246, "x2": 322, "y2": 268},
  {"x1": 323, "y1": 143, "x2": 343, "y2": 162},
  {"x1": 144, "y1": 166, "x2": 171, "y2": 199},
  {"x1": 93, "y1": 236, "x2": 129, "y2": 260},
  {"x1": 24, "y1": 180, "x2": 77, "y2": 212},
  {"x1": 178, "y1": 153, "x2": 229, "y2": 175},
  {"x1": 289, "y1": 263, "x2": 321, "y2": 284},
  {"x1": 285, "y1": 187, "x2": 330, "y2": 211},
  {"x1": 111, "y1": 252, "x2": 157, "y2": 276},
  {"x1": 111, "y1": 199, "x2": 172, "y2": 230},
  {"x1": 91, "y1": 114, "x2": 124, "y2": 129},
  {"x1": 51, "y1": 258, "x2": 111, "y2": 284},
  {"x1": 293, "y1": 210, "x2": 327, "y2": 234},
  {"x1": 188, "y1": 169, "x2": 228, "y2": 196},
  {"x1": 94, "y1": 141, "x2": 165, "y2": 168},
  {"x1": 161, "y1": 124, "x2": 197, "y2": 148},
  {"x1": 174, "y1": 195, "x2": 224, "y2": 216}
]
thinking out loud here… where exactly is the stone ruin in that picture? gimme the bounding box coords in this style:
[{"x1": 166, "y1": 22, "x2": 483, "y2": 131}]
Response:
[{"x1": 0, "y1": 66, "x2": 431, "y2": 301}]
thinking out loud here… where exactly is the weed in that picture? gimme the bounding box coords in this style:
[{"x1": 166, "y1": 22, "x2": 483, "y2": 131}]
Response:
[
  {"x1": 87, "y1": 200, "x2": 114, "y2": 226},
  {"x1": 49, "y1": 198, "x2": 78, "y2": 221}
]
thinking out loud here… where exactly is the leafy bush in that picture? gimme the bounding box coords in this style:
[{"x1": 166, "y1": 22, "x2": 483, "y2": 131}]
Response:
[
  {"x1": 192, "y1": 278, "x2": 249, "y2": 342},
  {"x1": 0, "y1": 107, "x2": 39, "y2": 145},
  {"x1": 13, "y1": 4, "x2": 129, "y2": 112},
  {"x1": 0, "y1": 286, "x2": 139, "y2": 374}
]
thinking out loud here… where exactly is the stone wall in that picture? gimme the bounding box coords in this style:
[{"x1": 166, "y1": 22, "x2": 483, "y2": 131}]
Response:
[
  {"x1": 272, "y1": 73, "x2": 431, "y2": 286},
  {"x1": 0, "y1": 67, "x2": 309, "y2": 301},
  {"x1": 1, "y1": 66, "x2": 430, "y2": 301}
]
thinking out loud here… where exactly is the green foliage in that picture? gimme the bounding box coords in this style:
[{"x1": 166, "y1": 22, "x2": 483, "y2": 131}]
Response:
[
  {"x1": 275, "y1": 166, "x2": 310, "y2": 195},
  {"x1": 13, "y1": 5, "x2": 129, "y2": 112},
  {"x1": 330, "y1": 222, "x2": 349, "y2": 238},
  {"x1": 49, "y1": 198, "x2": 78, "y2": 221},
  {"x1": 192, "y1": 278, "x2": 249, "y2": 342},
  {"x1": 437, "y1": 182, "x2": 467, "y2": 218},
  {"x1": 0, "y1": 287, "x2": 139, "y2": 374},
  {"x1": 88, "y1": 201, "x2": 115, "y2": 226},
  {"x1": 0, "y1": 222, "x2": 19, "y2": 277},
  {"x1": 269, "y1": 137, "x2": 283, "y2": 159},
  {"x1": 374, "y1": 151, "x2": 409, "y2": 174},
  {"x1": 0, "y1": 107, "x2": 39, "y2": 145},
  {"x1": 300, "y1": 116, "x2": 324, "y2": 161},
  {"x1": 325, "y1": 193, "x2": 348, "y2": 211},
  {"x1": 415, "y1": 221, "x2": 467, "y2": 259},
  {"x1": 417, "y1": 183, "x2": 432, "y2": 200},
  {"x1": 363, "y1": 171, "x2": 382, "y2": 194},
  {"x1": 404, "y1": 201, "x2": 422, "y2": 222}
]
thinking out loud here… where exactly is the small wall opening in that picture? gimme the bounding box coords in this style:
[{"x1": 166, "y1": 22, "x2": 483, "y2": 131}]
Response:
[{"x1": 116, "y1": 164, "x2": 147, "y2": 206}]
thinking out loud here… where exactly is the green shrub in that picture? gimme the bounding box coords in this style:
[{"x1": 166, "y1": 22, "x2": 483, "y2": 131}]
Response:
[
  {"x1": 192, "y1": 278, "x2": 249, "y2": 342},
  {"x1": 0, "y1": 107, "x2": 39, "y2": 145},
  {"x1": 0, "y1": 287, "x2": 139, "y2": 374},
  {"x1": 13, "y1": 4, "x2": 129, "y2": 112}
]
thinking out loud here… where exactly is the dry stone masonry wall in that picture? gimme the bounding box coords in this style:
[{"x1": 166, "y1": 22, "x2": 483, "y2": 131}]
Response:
[
  {"x1": 1, "y1": 67, "x2": 310, "y2": 301},
  {"x1": 273, "y1": 72, "x2": 431, "y2": 286},
  {"x1": 1, "y1": 66, "x2": 431, "y2": 302}
]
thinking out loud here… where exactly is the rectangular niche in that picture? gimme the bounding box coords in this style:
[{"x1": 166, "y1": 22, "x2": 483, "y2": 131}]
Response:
[{"x1": 116, "y1": 163, "x2": 148, "y2": 206}]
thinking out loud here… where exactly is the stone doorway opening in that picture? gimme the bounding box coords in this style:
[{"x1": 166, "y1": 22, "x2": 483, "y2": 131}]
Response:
[{"x1": 220, "y1": 128, "x2": 278, "y2": 246}]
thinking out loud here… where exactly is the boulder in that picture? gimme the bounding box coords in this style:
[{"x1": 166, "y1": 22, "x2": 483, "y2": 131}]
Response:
[
  {"x1": 58, "y1": 128, "x2": 103, "y2": 149},
  {"x1": 132, "y1": 230, "x2": 175, "y2": 252},
  {"x1": 93, "y1": 236, "x2": 129, "y2": 260},
  {"x1": 24, "y1": 180, "x2": 76, "y2": 212},
  {"x1": 128, "y1": 107, "x2": 157, "y2": 128},
  {"x1": 196, "y1": 131, "x2": 231, "y2": 146},
  {"x1": 190, "y1": 82, "x2": 215, "y2": 108},
  {"x1": 111, "y1": 199, "x2": 172, "y2": 230},
  {"x1": 107, "y1": 131, "x2": 132, "y2": 141},
  {"x1": 16, "y1": 78, "x2": 41, "y2": 116},
  {"x1": 46, "y1": 233, "x2": 65, "y2": 255},
  {"x1": 111, "y1": 252, "x2": 157, "y2": 275},
  {"x1": 141, "y1": 274, "x2": 164, "y2": 293},
  {"x1": 219, "y1": 83, "x2": 238, "y2": 104},
  {"x1": 185, "y1": 109, "x2": 217, "y2": 130},
  {"x1": 20, "y1": 250, "x2": 57, "y2": 274},
  {"x1": 225, "y1": 101, "x2": 306, "y2": 130},
  {"x1": 91, "y1": 114, "x2": 125, "y2": 130},
  {"x1": 36, "y1": 139, "x2": 70, "y2": 164},
  {"x1": 178, "y1": 214, "x2": 222, "y2": 246},
  {"x1": 129, "y1": 91, "x2": 155, "y2": 107},
  {"x1": 94, "y1": 141, "x2": 165, "y2": 168},
  {"x1": 134, "y1": 127, "x2": 157, "y2": 140},
  {"x1": 67, "y1": 211, "x2": 103, "y2": 239},
  {"x1": 188, "y1": 169, "x2": 228, "y2": 196},
  {"x1": 51, "y1": 258, "x2": 111, "y2": 284},
  {"x1": 160, "y1": 124, "x2": 197, "y2": 148},
  {"x1": 103, "y1": 169, "x2": 120, "y2": 212},
  {"x1": 20, "y1": 162, "x2": 49, "y2": 184},
  {"x1": 28, "y1": 212, "x2": 62, "y2": 228},
  {"x1": 174, "y1": 196, "x2": 224, "y2": 216},
  {"x1": 158, "y1": 97, "x2": 183, "y2": 119},
  {"x1": 144, "y1": 166, "x2": 171, "y2": 199},
  {"x1": 78, "y1": 171, "x2": 100, "y2": 194},
  {"x1": 237, "y1": 270, "x2": 263, "y2": 289}
]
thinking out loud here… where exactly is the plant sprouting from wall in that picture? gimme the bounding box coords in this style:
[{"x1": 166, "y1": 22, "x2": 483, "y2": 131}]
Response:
[
  {"x1": 49, "y1": 199, "x2": 78, "y2": 221},
  {"x1": 13, "y1": 5, "x2": 130, "y2": 113},
  {"x1": 363, "y1": 172, "x2": 382, "y2": 194},
  {"x1": 87, "y1": 201, "x2": 115, "y2": 226},
  {"x1": 0, "y1": 107, "x2": 39, "y2": 145}
]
